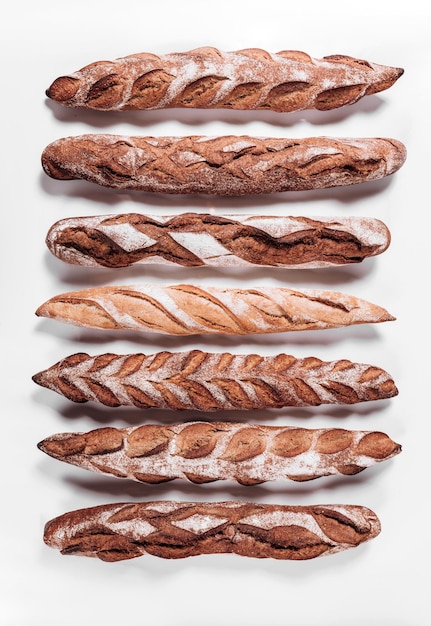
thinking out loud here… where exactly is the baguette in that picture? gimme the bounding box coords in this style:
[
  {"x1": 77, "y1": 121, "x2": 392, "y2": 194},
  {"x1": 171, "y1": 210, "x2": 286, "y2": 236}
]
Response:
[
  {"x1": 38, "y1": 422, "x2": 401, "y2": 485},
  {"x1": 32, "y1": 350, "x2": 398, "y2": 409},
  {"x1": 35, "y1": 284, "x2": 395, "y2": 336},
  {"x1": 43, "y1": 500, "x2": 381, "y2": 561},
  {"x1": 45, "y1": 47, "x2": 403, "y2": 113},
  {"x1": 45, "y1": 212, "x2": 391, "y2": 269},
  {"x1": 41, "y1": 134, "x2": 406, "y2": 196}
]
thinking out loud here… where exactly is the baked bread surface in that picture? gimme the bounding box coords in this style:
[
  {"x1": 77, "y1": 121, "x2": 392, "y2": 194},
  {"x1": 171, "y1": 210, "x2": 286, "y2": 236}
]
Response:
[
  {"x1": 43, "y1": 500, "x2": 382, "y2": 561},
  {"x1": 38, "y1": 422, "x2": 401, "y2": 485},
  {"x1": 35, "y1": 284, "x2": 395, "y2": 336},
  {"x1": 45, "y1": 213, "x2": 391, "y2": 269},
  {"x1": 41, "y1": 134, "x2": 407, "y2": 195},
  {"x1": 32, "y1": 350, "x2": 398, "y2": 409},
  {"x1": 45, "y1": 47, "x2": 403, "y2": 112}
]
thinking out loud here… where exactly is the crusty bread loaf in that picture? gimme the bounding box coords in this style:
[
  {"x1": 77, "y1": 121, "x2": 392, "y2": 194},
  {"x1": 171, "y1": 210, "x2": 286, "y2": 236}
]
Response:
[
  {"x1": 35, "y1": 284, "x2": 395, "y2": 336},
  {"x1": 45, "y1": 47, "x2": 403, "y2": 113},
  {"x1": 45, "y1": 212, "x2": 391, "y2": 269},
  {"x1": 41, "y1": 134, "x2": 407, "y2": 195},
  {"x1": 32, "y1": 350, "x2": 398, "y2": 409},
  {"x1": 38, "y1": 422, "x2": 401, "y2": 485},
  {"x1": 43, "y1": 500, "x2": 382, "y2": 561}
]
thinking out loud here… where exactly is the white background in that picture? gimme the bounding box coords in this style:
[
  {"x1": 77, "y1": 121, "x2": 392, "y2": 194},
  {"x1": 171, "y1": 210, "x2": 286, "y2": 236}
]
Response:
[{"x1": 1, "y1": 2, "x2": 429, "y2": 624}]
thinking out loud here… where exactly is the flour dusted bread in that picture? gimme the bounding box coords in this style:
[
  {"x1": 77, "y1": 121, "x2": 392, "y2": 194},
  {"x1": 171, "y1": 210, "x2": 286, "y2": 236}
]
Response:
[
  {"x1": 45, "y1": 47, "x2": 403, "y2": 113},
  {"x1": 45, "y1": 212, "x2": 391, "y2": 269},
  {"x1": 35, "y1": 284, "x2": 395, "y2": 336},
  {"x1": 41, "y1": 134, "x2": 407, "y2": 196},
  {"x1": 43, "y1": 500, "x2": 382, "y2": 561},
  {"x1": 32, "y1": 350, "x2": 398, "y2": 409},
  {"x1": 38, "y1": 422, "x2": 401, "y2": 485}
]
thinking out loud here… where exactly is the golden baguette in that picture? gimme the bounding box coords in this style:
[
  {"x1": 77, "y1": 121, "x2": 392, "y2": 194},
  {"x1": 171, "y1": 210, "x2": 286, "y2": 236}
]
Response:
[{"x1": 35, "y1": 284, "x2": 395, "y2": 336}]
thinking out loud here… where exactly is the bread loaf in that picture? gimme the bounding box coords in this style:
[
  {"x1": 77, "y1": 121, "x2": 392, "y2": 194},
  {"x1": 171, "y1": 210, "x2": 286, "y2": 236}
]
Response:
[
  {"x1": 35, "y1": 284, "x2": 395, "y2": 336},
  {"x1": 41, "y1": 134, "x2": 406, "y2": 195},
  {"x1": 38, "y1": 422, "x2": 401, "y2": 485},
  {"x1": 32, "y1": 350, "x2": 398, "y2": 409},
  {"x1": 45, "y1": 47, "x2": 403, "y2": 113},
  {"x1": 43, "y1": 500, "x2": 382, "y2": 561},
  {"x1": 45, "y1": 212, "x2": 391, "y2": 269}
]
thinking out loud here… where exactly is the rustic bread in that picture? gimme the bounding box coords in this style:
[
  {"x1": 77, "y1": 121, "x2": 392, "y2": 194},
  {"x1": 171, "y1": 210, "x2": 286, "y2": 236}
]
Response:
[
  {"x1": 32, "y1": 350, "x2": 398, "y2": 409},
  {"x1": 45, "y1": 47, "x2": 403, "y2": 113},
  {"x1": 45, "y1": 212, "x2": 391, "y2": 269},
  {"x1": 35, "y1": 284, "x2": 395, "y2": 336},
  {"x1": 43, "y1": 500, "x2": 382, "y2": 561},
  {"x1": 41, "y1": 134, "x2": 407, "y2": 196},
  {"x1": 38, "y1": 422, "x2": 401, "y2": 485}
]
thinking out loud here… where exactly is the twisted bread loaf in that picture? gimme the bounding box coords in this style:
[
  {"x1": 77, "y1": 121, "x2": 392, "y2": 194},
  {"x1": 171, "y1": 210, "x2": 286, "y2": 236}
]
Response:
[
  {"x1": 41, "y1": 134, "x2": 407, "y2": 195},
  {"x1": 35, "y1": 284, "x2": 394, "y2": 336},
  {"x1": 46, "y1": 212, "x2": 391, "y2": 269},
  {"x1": 32, "y1": 350, "x2": 398, "y2": 409},
  {"x1": 38, "y1": 422, "x2": 401, "y2": 485},
  {"x1": 45, "y1": 47, "x2": 403, "y2": 113},
  {"x1": 43, "y1": 500, "x2": 381, "y2": 561}
]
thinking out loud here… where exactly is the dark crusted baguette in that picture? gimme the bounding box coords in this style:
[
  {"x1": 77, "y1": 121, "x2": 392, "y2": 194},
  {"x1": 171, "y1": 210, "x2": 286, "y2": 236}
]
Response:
[
  {"x1": 38, "y1": 422, "x2": 401, "y2": 485},
  {"x1": 35, "y1": 284, "x2": 395, "y2": 336},
  {"x1": 45, "y1": 213, "x2": 391, "y2": 269},
  {"x1": 43, "y1": 500, "x2": 382, "y2": 561},
  {"x1": 32, "y1": 350, "x2": 398, "y2": 409},
  {"x1": 41, "y1": 134, "x2": 407, "y2": 196},
  {"x1": 45, "y1": 47, "x2": 403, "y2": 113}
]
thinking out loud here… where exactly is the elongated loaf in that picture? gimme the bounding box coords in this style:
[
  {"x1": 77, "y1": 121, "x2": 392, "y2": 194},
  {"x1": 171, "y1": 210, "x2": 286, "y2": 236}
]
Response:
[
  {"x1": 35, "y1": 284, "x2": 394, "y2": 336},
  {"x1": 41, "y1": 134, "x2": 406, "y2": 195},
  {"x1": 45, "y1": 47, "x2": 403, "y2": 113},
  {"x1": 38, "y1": 422, "x2": 401, "y2": 485},
  {"x1": 43, "y1": 500, "x2": 381, "y2": 561},
  {"x1": 46, "y1": 212, "x2": 391, "y2": 269},
  {"x1": 32, "y1": 350, "x2": 398, "y2": 409}
]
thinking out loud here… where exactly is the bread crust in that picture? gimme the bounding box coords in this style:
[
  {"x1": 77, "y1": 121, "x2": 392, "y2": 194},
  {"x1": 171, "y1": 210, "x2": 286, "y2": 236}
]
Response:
[
  {"x1": 45, "y1": 47, "x2": 403, "y2": 112},
  {"x1": 35, "y1": 284, "x2": 395, "y2": 336},
  {"x1": 38, "y1": 422, "x2": 401, "y2": 485},
  {"x1": 41, "y1": 134, "x2": 407, "y2": 195},
  {"x1": 45, "y1": 213, "x2": 391, "y2": 269},
  {"x1": 43, "y1": 500, "x2": 382, "y2": 561},
  {"x1": 32, "y1": 350, "x2": 398, "y2": 409}
]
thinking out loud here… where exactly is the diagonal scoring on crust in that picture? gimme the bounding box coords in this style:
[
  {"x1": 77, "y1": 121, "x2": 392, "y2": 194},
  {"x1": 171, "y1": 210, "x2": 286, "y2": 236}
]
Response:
[
  {"x1": 43, "y1": 500, "x2": 382, "y2": 561},
  {"x1": 45, "y1": 47, "x2": 403, "y2": 113}
]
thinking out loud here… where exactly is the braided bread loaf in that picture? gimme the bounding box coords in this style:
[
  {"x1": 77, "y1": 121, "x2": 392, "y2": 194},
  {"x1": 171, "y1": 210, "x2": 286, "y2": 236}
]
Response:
[
  {"x1": 32, "y1": 350, "x2": 398, "y2": 409},
  {"x1": 35, "y1": 284, "x2": 394, "y2": 336},
  {"x1": 45, "y1": 47, "x2": 403, "y2": 113},
  {"x1": 43, "y1": 500, "x2": 381, "y2": 561},
  {"x1": 41, "y1": 134, "x2": 406, "y2": 195},
  {"x1": 38, "y1": 422, "x2": 401, "y2": 485},
  {"x1": 45, "y1": 212, "x2": 391, "y2": 269}
]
